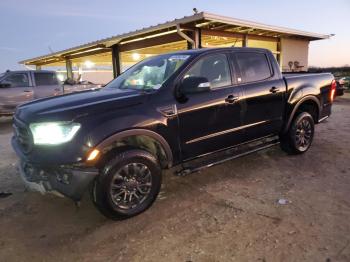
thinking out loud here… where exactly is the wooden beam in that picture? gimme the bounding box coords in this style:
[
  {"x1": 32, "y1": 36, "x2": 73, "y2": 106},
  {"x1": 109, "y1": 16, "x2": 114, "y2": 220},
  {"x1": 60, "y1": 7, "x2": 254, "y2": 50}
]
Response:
[
  {"x1": 59, "y1": 44, "x2": 106, "y2": 57},
  {"x1": 29, "y1": 48, "x2": 111, "y2": 66},
  {"x1": 186, "y1": 31, "x2": 194, "y2": 49},
  {"x1": 119, "y1": 33, "x2": 184, "y2": 52},
  {"x1": 236, "y1": 28, "x2": 253, "y2": 33},
  {"x1": 201, "y1": 28, "x2": 244, "y2": 39},
  {"x1": 249, "y1": 35, "x2": 278, "y2": 42},
  {"x1": 65, "y1": 48, "x2": 111, "y2": 60},
  {"x1": 211, "y1": 24, "x2": 234, "y2": 31},
  {"x1": 201, "y1": 29, "x2": 278, "y2": 42},
  {"x1": 30, "y1": 58, "x2": 63, "y2": 66}
]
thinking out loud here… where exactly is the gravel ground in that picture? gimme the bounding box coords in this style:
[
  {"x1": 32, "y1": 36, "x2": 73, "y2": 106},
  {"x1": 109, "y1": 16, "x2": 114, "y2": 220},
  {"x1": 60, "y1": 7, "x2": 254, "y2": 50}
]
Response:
[{"x1": 0, "y1": 94, "x2": 349, "y2": 262}]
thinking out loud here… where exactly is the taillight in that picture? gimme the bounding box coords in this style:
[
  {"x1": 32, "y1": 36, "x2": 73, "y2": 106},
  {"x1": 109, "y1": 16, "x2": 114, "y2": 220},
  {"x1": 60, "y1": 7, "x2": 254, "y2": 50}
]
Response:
[{"x1": 330, "y1": 80, "x2": 336, "y2": 102}]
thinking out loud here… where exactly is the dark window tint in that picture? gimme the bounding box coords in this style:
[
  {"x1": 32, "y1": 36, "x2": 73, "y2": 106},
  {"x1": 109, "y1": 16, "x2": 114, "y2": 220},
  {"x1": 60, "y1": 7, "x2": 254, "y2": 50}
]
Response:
[
  {"x1": 236, "y1": 53, "x2": 271, "y2": 83},
  {"x1": 2, "y1": 73, "x2": 29, "y2": 87},
  {"x1": 34, "y1": 73, "x2": 59, "y2": 86},
  {"x1": 184, "y1": 54, "x2": 231, "y2": 89}
]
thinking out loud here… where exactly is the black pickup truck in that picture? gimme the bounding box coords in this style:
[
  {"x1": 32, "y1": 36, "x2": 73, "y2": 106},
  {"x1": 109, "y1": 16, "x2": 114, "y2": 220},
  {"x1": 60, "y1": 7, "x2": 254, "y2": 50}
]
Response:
[{"x1": 12, "y1": 48, "x2": 336, "y2": 219}]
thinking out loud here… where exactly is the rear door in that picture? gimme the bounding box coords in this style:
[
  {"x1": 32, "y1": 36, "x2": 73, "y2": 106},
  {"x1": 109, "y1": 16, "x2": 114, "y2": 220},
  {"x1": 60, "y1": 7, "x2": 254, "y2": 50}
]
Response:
[
  {"x1": 176, "y1": 52, "x2": 244, "y2": 160},
  {"x1": 32, "y1": 72, "x2": 63, "y2": 99},
  {"x1": 0, "y1": 72, "x2": 33, "y2": 113},
  {"x1": 232, "y1": 51, "x2": 285, "y2": 141}
]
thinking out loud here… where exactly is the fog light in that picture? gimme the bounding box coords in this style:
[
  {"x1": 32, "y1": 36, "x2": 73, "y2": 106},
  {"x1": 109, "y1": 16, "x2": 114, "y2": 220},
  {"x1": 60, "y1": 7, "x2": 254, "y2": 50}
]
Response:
[{"x1": 87, "y1": 149, "x2": 100, "y2": 161}]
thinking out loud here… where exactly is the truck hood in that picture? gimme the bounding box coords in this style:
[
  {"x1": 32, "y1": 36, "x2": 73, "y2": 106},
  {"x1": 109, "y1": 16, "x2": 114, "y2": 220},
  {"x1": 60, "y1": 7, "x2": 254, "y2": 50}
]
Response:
[{"x1": 16, "y1": 88, "x2": 148, "y2": 123}]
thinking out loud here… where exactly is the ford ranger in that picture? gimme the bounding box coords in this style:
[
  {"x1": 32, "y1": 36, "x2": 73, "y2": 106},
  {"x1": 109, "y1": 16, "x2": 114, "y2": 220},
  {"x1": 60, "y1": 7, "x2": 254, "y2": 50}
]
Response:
[{"x1": 11, "y1": 48, "x2": 336, "y2": 219}]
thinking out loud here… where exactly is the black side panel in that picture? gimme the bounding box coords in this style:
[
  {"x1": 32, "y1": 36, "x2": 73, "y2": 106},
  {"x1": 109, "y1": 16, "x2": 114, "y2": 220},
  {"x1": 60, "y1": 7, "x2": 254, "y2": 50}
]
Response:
[
  {"x1": 283, "y1": 73, "x2": 334, "y2": 130},
  {"x1": 231, "y1": 50, "x2": 286, "y2": 141}
]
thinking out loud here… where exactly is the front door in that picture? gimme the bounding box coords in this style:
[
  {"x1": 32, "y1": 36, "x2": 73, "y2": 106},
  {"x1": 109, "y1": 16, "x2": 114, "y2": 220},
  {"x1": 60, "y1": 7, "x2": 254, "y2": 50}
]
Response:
[
  {"x1": 233, "y1": 51, "x2": 285, "y2": 141},
  {"x1": 0, "y1": 72, "x2": 33, "y2": 113},
  {"x1": 176, "y1": 53, "x2": 244, "y2": 160}
]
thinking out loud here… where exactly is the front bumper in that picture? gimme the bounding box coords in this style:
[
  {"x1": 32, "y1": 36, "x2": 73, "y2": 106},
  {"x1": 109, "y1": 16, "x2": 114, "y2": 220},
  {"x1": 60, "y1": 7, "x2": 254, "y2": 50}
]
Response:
[
  {"x1": 0, "y1": 104, "x2": 17, "y2": 116},
  {"x1": 18, "y1": 161, "x2": 98, "y2": 201}
]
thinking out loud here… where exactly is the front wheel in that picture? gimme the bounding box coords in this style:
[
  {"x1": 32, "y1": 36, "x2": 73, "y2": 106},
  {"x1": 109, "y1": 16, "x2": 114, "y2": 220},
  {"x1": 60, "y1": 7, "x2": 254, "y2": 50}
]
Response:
[
  {"x1": 280, "y1": 112, "x2": 315, "y2": 154},
  {"x1": 92, "y1": 149, "x2": 162, "y2": 220}
]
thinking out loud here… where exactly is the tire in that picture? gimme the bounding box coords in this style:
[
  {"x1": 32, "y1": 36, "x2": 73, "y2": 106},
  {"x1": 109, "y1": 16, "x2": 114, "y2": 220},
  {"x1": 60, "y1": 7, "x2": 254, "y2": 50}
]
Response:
[
  {"x1": 92, "y1": 149, "x2": 162, "y2": 220},
  {"x1": 280, "y1": 112, "x2": 315, "y2": 155}
]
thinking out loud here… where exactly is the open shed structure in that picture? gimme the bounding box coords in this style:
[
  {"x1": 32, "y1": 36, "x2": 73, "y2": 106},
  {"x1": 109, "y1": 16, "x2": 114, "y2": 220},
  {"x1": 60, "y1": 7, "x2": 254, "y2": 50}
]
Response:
[{"x1": 19, "y1": 12, "x2": 330, "y2": 84}]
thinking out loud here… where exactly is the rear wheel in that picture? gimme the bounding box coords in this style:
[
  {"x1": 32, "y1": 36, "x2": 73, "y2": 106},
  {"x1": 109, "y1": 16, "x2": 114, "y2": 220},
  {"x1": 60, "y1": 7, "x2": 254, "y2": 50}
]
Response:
[
  {"x1": 92, "y1": 149, "x2": 162, "y2": 220},
  {"x1": 280, "y1": 112, "x2": 315, "y2": 154}
]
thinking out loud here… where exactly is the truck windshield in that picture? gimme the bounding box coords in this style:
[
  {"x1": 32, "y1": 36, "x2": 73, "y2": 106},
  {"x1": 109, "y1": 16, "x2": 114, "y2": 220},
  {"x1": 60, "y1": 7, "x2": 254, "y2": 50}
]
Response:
[{"x1": 106, "y1": 54, "x2": 191, "y2": 91}]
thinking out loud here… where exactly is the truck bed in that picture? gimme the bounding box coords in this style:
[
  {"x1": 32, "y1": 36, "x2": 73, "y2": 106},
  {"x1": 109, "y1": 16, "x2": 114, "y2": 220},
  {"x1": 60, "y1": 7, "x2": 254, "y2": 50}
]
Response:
[{"x1": 282, "y1": 72, "x2": 334, "y2": 122}]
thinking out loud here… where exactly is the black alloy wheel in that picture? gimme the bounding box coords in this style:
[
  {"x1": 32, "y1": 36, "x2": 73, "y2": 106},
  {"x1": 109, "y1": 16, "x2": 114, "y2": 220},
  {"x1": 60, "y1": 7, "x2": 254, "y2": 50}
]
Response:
[
  {"x1": 280, "y1": 112, "x2": 315, "y2": 154},
  {"x1": 92, "y1": 149, "x2": 162, "y2": 220}
]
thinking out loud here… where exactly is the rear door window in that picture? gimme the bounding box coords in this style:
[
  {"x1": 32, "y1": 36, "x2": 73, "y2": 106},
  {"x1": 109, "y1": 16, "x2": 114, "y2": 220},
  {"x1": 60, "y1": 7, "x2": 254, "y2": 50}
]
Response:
[
  {"x1": 235, "y1": 52, "x2": 272, "y2": 83},
  {"x1": 2, "y1": 73, "x2": 29, "y2": 87},
  {"x1": 34, "y1": 72, "x2": 59, "y2": 86}
]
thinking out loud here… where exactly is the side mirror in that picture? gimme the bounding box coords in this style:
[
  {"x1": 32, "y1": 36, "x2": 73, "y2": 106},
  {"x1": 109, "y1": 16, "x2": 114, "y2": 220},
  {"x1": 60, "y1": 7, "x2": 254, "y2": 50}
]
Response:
[
  {"x1": 0, "y1": 82, "x2": 11, "y2": 88},
  {"x1": 179, "y1": 76, "x2": 211, "y2": 94}
]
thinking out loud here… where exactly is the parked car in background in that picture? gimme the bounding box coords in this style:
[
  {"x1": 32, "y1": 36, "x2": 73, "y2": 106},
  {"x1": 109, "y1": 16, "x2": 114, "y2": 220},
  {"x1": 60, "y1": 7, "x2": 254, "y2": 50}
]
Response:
[
  {"x1": 12, "y1": 48, "x2": 336, "y2": 220},
  {"x1": 0, "y1": 70, "x2": 63, "y2": 116},
  {"x1": 335, "y1": 80, "x2": 344, "y2": 96},
  {"x1": 63, "y1": 79, "x2": 102, "y2": 94},
  {"x1": 338, "y1": 76, "x2": 350, "y2": 88}
]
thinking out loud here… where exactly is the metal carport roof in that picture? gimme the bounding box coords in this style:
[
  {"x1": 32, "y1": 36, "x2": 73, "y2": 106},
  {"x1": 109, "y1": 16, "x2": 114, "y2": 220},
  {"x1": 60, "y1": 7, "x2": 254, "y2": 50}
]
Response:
[{"x1": 19, "y1": 11, "x2": 330, "y2": 66}]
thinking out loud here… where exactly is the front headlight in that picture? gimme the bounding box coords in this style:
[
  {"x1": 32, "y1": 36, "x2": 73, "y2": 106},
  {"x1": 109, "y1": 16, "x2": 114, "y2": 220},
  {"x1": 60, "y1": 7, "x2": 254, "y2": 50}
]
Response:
[{"x1": 29, "y1": 122, "x2": 81, "y2": 145}]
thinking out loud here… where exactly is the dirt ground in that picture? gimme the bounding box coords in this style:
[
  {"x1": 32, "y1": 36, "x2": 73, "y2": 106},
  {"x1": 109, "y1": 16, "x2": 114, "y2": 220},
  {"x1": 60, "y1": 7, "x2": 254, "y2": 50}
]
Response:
[{"x1": 0, "y1": 94, "x2": 349, "y2": 262}]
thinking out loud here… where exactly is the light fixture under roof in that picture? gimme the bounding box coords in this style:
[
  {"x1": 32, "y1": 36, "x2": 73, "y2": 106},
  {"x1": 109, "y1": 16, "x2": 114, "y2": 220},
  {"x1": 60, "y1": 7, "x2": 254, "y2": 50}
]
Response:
[
  {"x1": 84, "y1": 60, "x2": 95, "y2": 68},
  {"x1": 132, "y1": 53, "x2": 141, "y2": 61}
]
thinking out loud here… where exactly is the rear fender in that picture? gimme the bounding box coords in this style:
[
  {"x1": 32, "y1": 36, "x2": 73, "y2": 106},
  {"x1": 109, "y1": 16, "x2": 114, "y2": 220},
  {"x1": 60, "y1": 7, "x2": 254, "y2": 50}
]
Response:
[{"x1": 283, "y1": 95, "x2": 321, "y2": 133}]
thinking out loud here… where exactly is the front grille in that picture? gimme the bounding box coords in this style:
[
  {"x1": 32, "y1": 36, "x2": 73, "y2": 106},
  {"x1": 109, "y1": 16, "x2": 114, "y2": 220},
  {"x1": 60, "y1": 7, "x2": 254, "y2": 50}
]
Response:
[{"x1": 13, "y1": 117, "x2": 33, "y2": 153}]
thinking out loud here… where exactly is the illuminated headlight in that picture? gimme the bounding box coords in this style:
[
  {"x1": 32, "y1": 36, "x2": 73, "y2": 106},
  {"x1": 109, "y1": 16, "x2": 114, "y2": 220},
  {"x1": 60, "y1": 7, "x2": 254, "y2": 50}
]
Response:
[{"x1": 29, "y1": 122, "x2": 81, "y2": 145}]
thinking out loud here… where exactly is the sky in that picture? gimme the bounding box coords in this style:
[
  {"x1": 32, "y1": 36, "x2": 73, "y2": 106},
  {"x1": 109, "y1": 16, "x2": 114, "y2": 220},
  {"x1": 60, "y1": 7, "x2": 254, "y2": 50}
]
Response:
[{"x1": 0, "y1": 0, "x2": 349, "y2": 72}]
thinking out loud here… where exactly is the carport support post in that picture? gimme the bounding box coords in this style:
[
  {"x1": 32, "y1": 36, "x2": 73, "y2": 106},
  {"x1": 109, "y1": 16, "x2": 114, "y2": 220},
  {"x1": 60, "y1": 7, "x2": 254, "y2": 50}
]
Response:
[
  {"x1": 111, "y1": 44, "x2": 122, "y2": 78},
  {"x1": 65, "y1": 59, "x2": 73, "y2": 80},
  {"x1": 185, "y1": 29, "x2": 201, "y2": 49},
  {"x1": 35, "y1": 65, "x2": 41, "y2": 71},
  {"x1": 186, "y1": 31, "x2": 195, "y2": 49},
  {"x1": 277, "y1": 38, "x2": 283, "y2": 70},
  {"x1": 194, "y1": 28, "x2": 202, "y2": 48},
  {"x1": 243, "y1": 34, "x2": 248, "y2": 47}
]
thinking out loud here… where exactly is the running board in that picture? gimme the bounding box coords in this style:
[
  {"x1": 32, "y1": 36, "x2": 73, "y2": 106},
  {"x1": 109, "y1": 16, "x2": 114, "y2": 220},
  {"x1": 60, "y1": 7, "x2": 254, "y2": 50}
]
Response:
[{"x1": 176, "y1": 137, "x2": 280, "y2": 176}]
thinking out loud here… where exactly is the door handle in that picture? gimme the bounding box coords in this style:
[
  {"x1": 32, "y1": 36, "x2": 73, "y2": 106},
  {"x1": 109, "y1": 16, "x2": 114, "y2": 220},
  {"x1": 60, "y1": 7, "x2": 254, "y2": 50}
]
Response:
[
  {"x1": 225, "y1": 95, "x2": 239, "y2": 103},
  {"x1": 269, "y1": 87, "x2": 280, "y2": 93},
  {"x1": 23, "y1": 90, "x2": 32, "y2": 93}
]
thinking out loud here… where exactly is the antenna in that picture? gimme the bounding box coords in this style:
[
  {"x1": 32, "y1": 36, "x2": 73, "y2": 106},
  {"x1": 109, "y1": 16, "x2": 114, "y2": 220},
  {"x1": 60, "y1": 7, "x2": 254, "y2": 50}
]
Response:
[{"x1": 48, "y1": 46, "x2": 54, "y2": 53}]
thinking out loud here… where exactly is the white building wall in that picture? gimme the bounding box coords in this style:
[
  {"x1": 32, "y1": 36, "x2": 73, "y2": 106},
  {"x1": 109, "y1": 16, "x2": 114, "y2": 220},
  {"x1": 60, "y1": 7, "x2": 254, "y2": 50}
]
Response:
[{"x1": 281, "y1": 38, "x2": 309, "y2": 72}]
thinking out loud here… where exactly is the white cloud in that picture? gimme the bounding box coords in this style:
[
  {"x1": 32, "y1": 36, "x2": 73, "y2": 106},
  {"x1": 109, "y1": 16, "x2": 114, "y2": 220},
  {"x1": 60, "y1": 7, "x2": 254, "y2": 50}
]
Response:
[
  {"x1": 0, "y1": 46, "x2": 20, "y2": 52},
  {"x1": 53, "y1": 11, "x2": 118, "y2": 20}
]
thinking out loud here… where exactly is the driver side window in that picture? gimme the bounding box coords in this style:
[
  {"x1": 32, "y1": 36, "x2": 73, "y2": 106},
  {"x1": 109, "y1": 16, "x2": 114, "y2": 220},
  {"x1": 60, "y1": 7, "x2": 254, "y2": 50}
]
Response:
[
  {"x1": 183, "y1": 53, "x2": 231, "y2": 90},
  {"x1": 2, "y1": 73, "x2": 29, "y2": 88}
]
